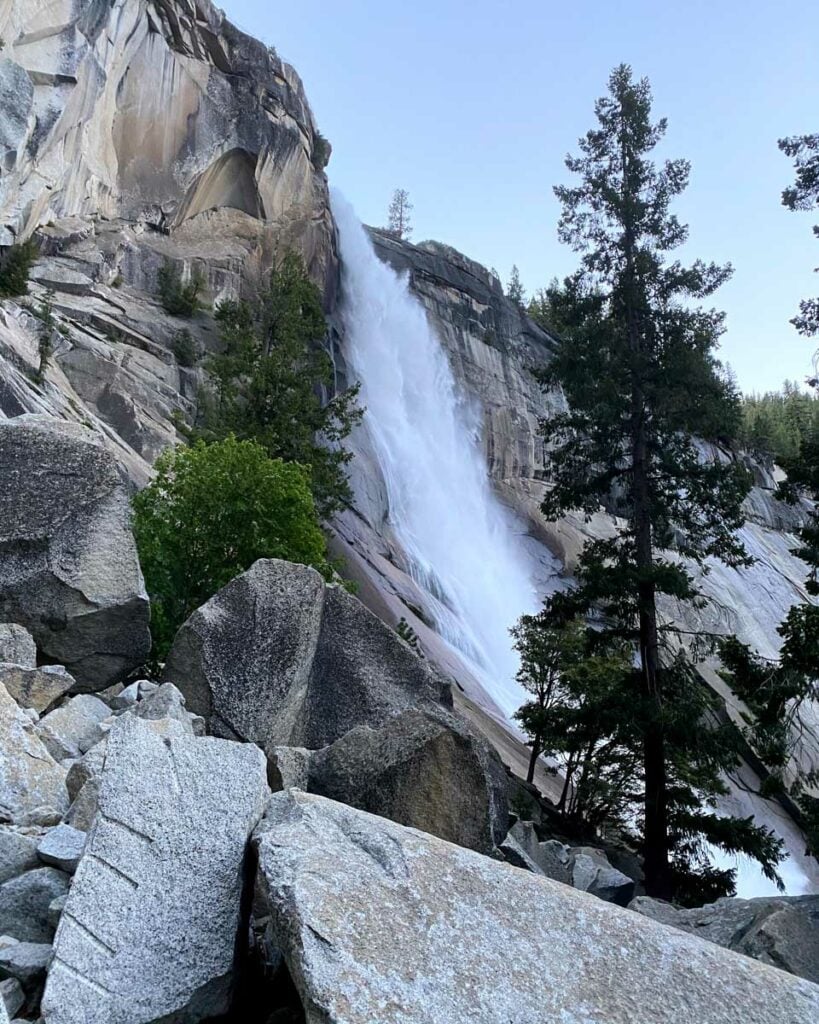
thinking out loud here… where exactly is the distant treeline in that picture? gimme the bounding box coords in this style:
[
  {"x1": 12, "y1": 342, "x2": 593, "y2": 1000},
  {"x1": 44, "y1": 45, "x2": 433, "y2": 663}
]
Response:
[{"x1": 740, "y1": 380, "x2": 819, "y2": 465}]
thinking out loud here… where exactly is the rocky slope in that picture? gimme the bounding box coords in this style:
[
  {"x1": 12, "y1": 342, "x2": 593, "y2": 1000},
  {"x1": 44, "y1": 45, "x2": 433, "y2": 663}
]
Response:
[{"x1": 0, "y1": 2, "x2": 818, "y2": 1021}]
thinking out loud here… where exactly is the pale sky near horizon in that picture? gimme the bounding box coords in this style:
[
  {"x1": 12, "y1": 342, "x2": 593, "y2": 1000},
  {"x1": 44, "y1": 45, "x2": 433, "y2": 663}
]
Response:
[{"x1": 222, "y1": 0, "x2": 818, "y2": 395}]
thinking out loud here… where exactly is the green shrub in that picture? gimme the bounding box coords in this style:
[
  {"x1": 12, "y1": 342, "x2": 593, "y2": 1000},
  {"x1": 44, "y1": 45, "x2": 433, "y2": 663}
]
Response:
[
  {"x1": 157, "y1": 260, "x2": 204, "y2": 317},
  {"x1": 132, "y1": 435, "x2": 332, "y2": 660},
  {"x1": 0, "y1": 240, "x2": 38, "y2": 298},
  {"x1": 312, "y1": 131, "x2": 332, "y2": 170},
  {"x1": 172, "y1": 328, "x2": 197, "y2": 367},
  {"x1": 34, "y1": 293, "x2": 55, "y2": 384}
]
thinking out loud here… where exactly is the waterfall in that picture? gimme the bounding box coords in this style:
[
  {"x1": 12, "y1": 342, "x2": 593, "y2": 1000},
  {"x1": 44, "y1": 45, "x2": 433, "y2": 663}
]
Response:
[{"x1": 332, "y1": 192, "x2": 538, "y2": 718}]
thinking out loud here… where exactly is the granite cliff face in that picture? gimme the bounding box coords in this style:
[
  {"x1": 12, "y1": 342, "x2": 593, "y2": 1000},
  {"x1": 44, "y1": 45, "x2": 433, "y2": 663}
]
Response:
[{"x1": 0, "y1": 0, "x2": 335, "y2": 483}]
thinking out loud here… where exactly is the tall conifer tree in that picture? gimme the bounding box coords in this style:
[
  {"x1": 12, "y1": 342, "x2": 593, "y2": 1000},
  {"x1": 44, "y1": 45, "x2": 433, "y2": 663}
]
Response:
[{"x1": 537, "y1": 65, "x2": 761, "y2": 897}]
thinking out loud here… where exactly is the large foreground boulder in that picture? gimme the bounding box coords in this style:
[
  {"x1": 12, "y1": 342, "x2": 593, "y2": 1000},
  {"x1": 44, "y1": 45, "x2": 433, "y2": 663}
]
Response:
[
  {"x1": 41, "y1": 715, "x2": 270, "y2": 1024},
  {"x1": 273, "y1": 709, "x2": 508, "y2": 853},
  {"x1": 631, "y1": 894, "x2": 819, "y2": 985},
  {"x1": 0, "y1": 416, "x2": 151, "y2": 690},
  {"x1": 254, "y1": 791, "x2": 819, "y2": 1024},
  {"x1": 164, "y1": 559, "x2": 450, "y2": 751}
]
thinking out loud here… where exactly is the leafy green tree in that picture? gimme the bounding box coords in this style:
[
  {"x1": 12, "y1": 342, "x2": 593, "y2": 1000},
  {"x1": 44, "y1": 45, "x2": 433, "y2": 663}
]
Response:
[
  {"x1": 133, "y1": 435, "x2": 332, "y2": 660},
  {"x1": 536, "y1": 64, "x2": 769, "y2": 898},
  {"x1": 0, "y1": 240, "x2": 37, "y2": 298},
  {"x1": 739, "y1": 382, "x2": 819, "y2": 464},
  {"x1": 198, "y1": 251, "x2": 362, "y2": 516},
  {"x1": 778, "y1": 133, "x2": 819, "y2": 340}
]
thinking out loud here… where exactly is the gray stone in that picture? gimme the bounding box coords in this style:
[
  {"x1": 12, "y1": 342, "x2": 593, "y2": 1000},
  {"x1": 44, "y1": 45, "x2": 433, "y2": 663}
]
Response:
[
  {"x1": 42, "y1": 714, "x2": 270, "y2": 1024},
  {"x1": 0, "y1": 868, "x2": 70, "y2": 943},
  {"x1": 508, "y1": 821, "x2": 572, "y2": 884},
  {"x1": 164, "y1": 560, "x2": 451, "y2": 754},
  {"x1": 47, "y1": 896, "x2": 66, "y2": 929},
  {"x1": 0, "y1": 978, "x2": 22, "y2": 1020},
  {"x1": 0, "y1": 628, "x2": 35, "y2": 671},
  {"x1": 631, "y1": 894, "x2": 819, "y2": 984},
  {"x1": 36, "y1": 826, "x2": 85, "y2": 874},
  {"x1": 36, "y1": 695, "x2": 111, "y2": 762},
  {"x1": 0, "y1": 684, "x2": 68, "y2": 824},
  {"x1": 0, "y1": 666, "x2": 75, "y2": 716},
  {"x1": 0, "y1": 416, "x2": 151, "y2": 690},
  {"x1": 499, "y1": 834, "x2": 545, "y2": 874},
  {"x1": 129, "y1": 682, "x2": 197, "y2": 736},
  {"x1": 0, "y1": 942, "x2": 51, "y2": 986},
  {"x1": 254, "y1": 791, "x2": 819, "y2": 1024},
  {"x1": 268, "y1": 748, "x2": 312, "y2": 792},
  {"x1": 0, "y1": 830, "x2": 39, "y2": 885},
  {"x1": 569, "y1": 846, "x2": 636, "y2": 906},
  {"x1": 301, "y1": 709, "x2": 508, "y2": 853}
]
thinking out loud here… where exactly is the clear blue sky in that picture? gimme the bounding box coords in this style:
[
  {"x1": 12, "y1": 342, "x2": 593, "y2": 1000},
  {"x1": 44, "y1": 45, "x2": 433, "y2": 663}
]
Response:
[{"x1": 223, "y1": 0, "x2": 819, "y2": 394}]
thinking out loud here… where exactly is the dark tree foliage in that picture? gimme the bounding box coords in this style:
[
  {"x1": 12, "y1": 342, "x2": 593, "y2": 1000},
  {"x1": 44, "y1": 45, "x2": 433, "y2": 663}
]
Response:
[
  {"x1": 740, "y1": 381, "x2": 819, "y2": 465},
  {"x1": 386, "y1": 189, "x2": 413, "y2": 241},
  {"x1": 198, "y1": 251, "x2": 362, "y2": 517},
  {"x1": 533, "y1": 64, "x2": 775, "y2": 899},
  {"x1": 778, "y1": 133, "x2": 819, "y2": 341},
  {"x1": 506, "y1": 265, "x2": 526, "y2": 307},
  {"x1": 0, "y1": 240, "x2": 37, "y2": 298},
  {"x1": 158, "y1": 261, "x2": 205, "y2": 318}
]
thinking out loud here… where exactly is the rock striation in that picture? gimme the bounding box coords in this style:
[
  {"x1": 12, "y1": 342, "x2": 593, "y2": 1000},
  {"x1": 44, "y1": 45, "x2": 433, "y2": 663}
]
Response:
[
  {"x1": 254, "y1": 790, "x2": 819, "y2": 1024},
  {"x1": 41, "y1": 714, "x2": 270, "y2": 1024}
]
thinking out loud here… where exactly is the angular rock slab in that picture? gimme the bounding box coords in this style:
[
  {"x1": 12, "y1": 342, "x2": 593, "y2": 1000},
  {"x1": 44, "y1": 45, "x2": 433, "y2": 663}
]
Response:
[
  {"x1": 255, "y1": 791, "x2": 819, "y2": 1024},
  {"x1": 165, "y1": 559, "x2": 450, "y2": 751},
  {"x1": 0, "y1": 684, "x2": 68, "y2": 823},
  {"x1": 0, "y1": 416, "x2": 151, "y2": 690},
  {"x1": 631, "y1": 894, "x2": 819, "y2": 985},
  {"x1": 299, "y1": 709, "x2": 508, "y2": 853},
  {"x1": 42, "y1": 715, "x2": 269, "y2": 1024}
]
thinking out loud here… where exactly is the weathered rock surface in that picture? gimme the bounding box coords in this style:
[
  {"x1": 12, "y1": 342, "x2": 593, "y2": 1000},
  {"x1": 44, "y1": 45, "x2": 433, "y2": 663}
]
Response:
[
  {"x1": 0, "y1": 685, "x2": 67, "y2": 823},
  {"x1": 0, "y1": 627, "x2": 36, "y2": 670},
  {"x1": 0, "y1": 868, "x2": 70, "y2": 943},
  {"x1": 631, "y1": 894, "x2": 819, "y2": 985},
  {"x1": 254, "y1": 790, "x2": 819, "y2": 1024},
  {"x1": 0, "y1": 829, "x2": 39, "y2": 886},
  {"x1": 37, "y1": 696, "x2": 111, "y2": 763},
  {"x1": 164, "y1": 559, "x2": 450, "y2": 752},
  {"x1": 0, "y1": 941, "x2": 51, "y2": 986},
  {"x1": 0, "y1": 666, "x2": 74, "y2": 716},
  {"x1": 0, "y1": 417, "x2": 150, "y2": 690},
  {"x1": 36, "y1": 825, "x2": 86, "y2": 875},
  {"x1": 0, "y1": 0, "x2": 336, "y2": 299},
  {"x1": 569, "y1": 846, "x2": 635, "y2": 906},
  {"x1": 0, "y1": 977, "x2": 21, "y2": 1020},
  {"x1": 42, "y1": 714, "x2": 270, "y2": 1024},
  {"x1": 275, "y1": 709, "x2": 508, "y2": 854}
]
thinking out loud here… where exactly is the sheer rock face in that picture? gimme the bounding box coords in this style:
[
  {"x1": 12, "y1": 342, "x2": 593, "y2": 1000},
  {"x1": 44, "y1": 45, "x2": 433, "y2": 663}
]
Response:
[
  {"x1": 254, "y1": 790, "x2": 819, "y2": 1024},
  {"x1": 0, "y1": 0, "x2": 335, "y2": 299}
]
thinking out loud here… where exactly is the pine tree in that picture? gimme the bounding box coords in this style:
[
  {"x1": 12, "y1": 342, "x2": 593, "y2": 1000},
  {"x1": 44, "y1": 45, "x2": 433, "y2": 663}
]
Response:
[
  {"x1": 778, "y1": 133, "x2": 819, "y2": 342},
  {"x1": 197, "y1": 251, "x2": 362, "y2": 516},
  {"x1": 386, "y1": 188, "x2": 413, "y2": 241},
  {"x1": 536, "y1": 64, "x2": 766, "y2": 898},
  {"x1": 506, "y1": 265, "x2": 525, "y2": 306}
]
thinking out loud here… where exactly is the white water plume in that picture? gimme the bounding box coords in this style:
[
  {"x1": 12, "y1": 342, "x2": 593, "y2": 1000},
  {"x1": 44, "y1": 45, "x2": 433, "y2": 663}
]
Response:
[{"x1": 332, "y1": 191, "x2": 538, "y2": 718}]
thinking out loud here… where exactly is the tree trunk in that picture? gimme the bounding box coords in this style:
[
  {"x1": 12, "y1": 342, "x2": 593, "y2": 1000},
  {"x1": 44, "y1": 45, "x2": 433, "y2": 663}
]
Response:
[
  {"x1": 526, "y1": 733, "x2": 541, "y2": 785},
  {"x1": 621, "y1": 134, "x2": 672, "y2": 900}
]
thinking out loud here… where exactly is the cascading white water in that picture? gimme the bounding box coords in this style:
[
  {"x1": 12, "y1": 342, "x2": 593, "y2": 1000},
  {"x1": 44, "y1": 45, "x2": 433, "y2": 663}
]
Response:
[{"x1": 332, "y1": 191, "x2": 538, "y2": 718}]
